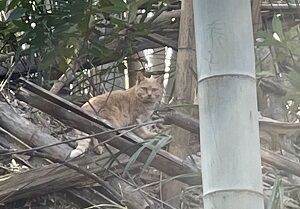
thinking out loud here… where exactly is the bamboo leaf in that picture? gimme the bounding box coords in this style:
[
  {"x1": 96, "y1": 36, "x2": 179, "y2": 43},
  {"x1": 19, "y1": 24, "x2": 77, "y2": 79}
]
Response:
[
  {"x1": 141, "y1": 136, "x2": 171, "y2": 175},
  {"x1": 109, "y1": 0, "x2": 127, "y2": 8},
  {"x1": 256, "y1": 70, "x2": 275, "y2": 79},
  {"x1": 123, "y1": 143, "x2": 147, "y2": 175},
  {"x1": 256, "y1": 31, "x2": 286, "y2": 48},
  {"x1": 110, "y1": 16, "x2": 127, "y2": 27},
  {"x1": 99, "y1": 0, "x2": 128, "y2": 14},
  {"x1": 12, "y1": 20, "x2": 28, "y2": 30},
  {"x1": 0, "y1": 0, "x2": 7, "y2": 11},
  {"x1": 267, "y1": 176, "x2": 282, "y2": 209},
  {"x1": 6, "y1": 8, "x2": 26, "y2": 21},
  {"x1": 7, "y1": 0, "x2": 20, "y2": 11},
  {"x1": 272, "y1": 15, "x2": 285, "y2": 42},
  {"x1": 99, "y1": 6, "x2": 127, "y2": 13}
]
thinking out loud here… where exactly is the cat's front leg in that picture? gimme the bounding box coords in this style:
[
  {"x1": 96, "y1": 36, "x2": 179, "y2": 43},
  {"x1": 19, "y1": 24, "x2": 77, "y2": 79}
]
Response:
[
  {"x1": 133, "y1": 119, "x2": 157, "y2": 139},
  {"x1": 92, "y1": 138, "x2": 104, "y2": 155},
  {"x1": 70, "y1": 136, "x2": 91, "y2": 158}
]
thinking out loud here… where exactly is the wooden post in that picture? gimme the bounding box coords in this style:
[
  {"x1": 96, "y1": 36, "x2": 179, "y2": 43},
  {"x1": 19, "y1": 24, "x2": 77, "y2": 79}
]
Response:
[{"x1": 162, "y1": 0, "x2": 197, "y2": 207}]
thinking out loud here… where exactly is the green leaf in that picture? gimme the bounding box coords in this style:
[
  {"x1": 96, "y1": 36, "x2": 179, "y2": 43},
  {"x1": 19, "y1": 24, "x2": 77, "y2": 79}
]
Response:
[
  {"x1": 7, "y1": 0, "x2": 20, "y2": 11},
  {"x1": 123, "y1": 144, "x2": 147, "y2": 175},
  {"x1": 109, "y1": 0, "x2": 127, "y2": 8},
  {"x1": 284, "y1": 24, "x2": 299, "y2": 41},
  {"x1": 63, "y1": 24, "x2": 79, "y2": 34},
  {"x1": 110, "y1": 16, "x2": 127, "y2": 27},
  {"x1": 0, "y1": 0, "x2": 7, "y2": 11},
  {"x1": 6, "y1": 7, "x2": 26, "y2": 21},
  {"x1": 272, "y1": 15, "x2": 285, "y2": 42},
  {"x1": 256, "y1": 70, "x2": 275, "y2": 79},
  {"x1": 255, "y1": 31, "x2": 286, "y2": 48},
  {"x1": 0, "y1": 21, "x2": 7, "y2": 30},
  {"x1": 141, "y1": 136, "x2": 171, "y2": 175},
  {"x1": 99, "y1": 5, "x2": 127, "y2": 13},
  {"x1": 267, "y1": 176, "x2": 282, "y2": 209},
  {"x1": 128, "y1": 0, "x2": 138, "y2": 23},
  {"x1": 12, "y1": 20, "x2": 28, "y2": 30}
]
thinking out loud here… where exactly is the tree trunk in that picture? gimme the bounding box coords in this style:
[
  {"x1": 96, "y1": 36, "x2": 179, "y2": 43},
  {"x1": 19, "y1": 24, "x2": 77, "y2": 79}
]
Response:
[
  {"x1": 127, "y1": 53, "x2": 143, "y2": 87},
  {"x1": 162, "y1": 0, "x2": 197, "y2": 207},
  {"x1": 251, "y1": 0, "x2": 262, "y2": 33},
  {"x1": 162, "y1": 48, "x2": 176, "y2": 104},
  {"x1": 193, "y1": 0, "x2": 264, "y2": 208},
  {"x1": 148, "y1": 47, "x2": 165, "y2": 73}
]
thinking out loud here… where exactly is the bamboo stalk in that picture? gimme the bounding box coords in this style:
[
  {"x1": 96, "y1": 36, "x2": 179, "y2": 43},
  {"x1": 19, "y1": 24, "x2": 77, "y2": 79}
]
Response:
[{"x1": 193, "y1": 0, "x2": 264, "y2": 208}]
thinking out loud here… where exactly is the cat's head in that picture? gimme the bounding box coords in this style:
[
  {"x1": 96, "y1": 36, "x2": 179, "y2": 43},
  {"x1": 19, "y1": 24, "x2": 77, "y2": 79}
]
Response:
[{"x1": 135, "y1": 71, "x2": 163, "y2": 103}]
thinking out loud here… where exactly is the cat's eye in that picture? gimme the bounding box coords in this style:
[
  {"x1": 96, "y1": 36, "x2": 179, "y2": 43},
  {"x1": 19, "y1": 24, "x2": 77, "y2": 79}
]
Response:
[
  {"x1": 141, "y1": 87, "x2": 148, "y2": 91},
  {"x1": 152, "y1": 88, "x2": 158, "y2": 92}
]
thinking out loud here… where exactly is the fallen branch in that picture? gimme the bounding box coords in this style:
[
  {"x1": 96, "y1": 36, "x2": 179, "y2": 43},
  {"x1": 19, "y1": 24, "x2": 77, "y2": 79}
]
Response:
[
  {"x1": 161, "y1": 108, "x2": 300, "y2": 136},
  {"x1": 0, "y1": 153, "x2": 122, "y2": 203},
  {"x1": 0, "y1": 103, "x2": 72, "y2": 160},
  {"x1": 15, "y1": 79, "x2": 201, "y2": 186},
  {"x1": 161, "y1": 109, "x2": 300, "y2": 178},
  {"x1": 261, "y1": 3, "x2": 300, "y2": 10}
]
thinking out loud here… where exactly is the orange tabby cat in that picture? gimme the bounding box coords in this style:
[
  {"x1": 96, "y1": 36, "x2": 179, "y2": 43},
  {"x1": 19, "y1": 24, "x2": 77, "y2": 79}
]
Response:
[{"x1": 70, "y1": 71, "x2": 163, "y2": 158}]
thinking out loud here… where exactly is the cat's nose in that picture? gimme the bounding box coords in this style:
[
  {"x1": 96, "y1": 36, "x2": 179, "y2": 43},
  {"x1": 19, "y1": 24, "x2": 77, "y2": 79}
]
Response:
[{"x1": 147, "y1": 94, "x2": 152, "y2": 98}]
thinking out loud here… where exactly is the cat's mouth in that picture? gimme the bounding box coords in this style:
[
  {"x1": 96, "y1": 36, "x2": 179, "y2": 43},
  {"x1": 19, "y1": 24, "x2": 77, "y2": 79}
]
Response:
[
  {"x1": 141, "y1": 98, "x2": 157, "y2": 104},
  {"x1": 143, "y1": 99, "x2": 156, "y2": 103}
]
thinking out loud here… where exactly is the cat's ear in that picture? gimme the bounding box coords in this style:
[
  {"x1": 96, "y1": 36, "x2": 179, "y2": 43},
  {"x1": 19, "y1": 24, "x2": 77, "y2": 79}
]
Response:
[
  {"x1": 136, "y1": 71, "x2": 145, "y2": 84},
  {"x1": 156, "y1": 74, "x2": 164, "y2": 84}
]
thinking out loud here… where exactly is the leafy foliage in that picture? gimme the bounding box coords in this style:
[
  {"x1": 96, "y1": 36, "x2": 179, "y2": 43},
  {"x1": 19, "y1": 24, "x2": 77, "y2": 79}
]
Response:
[
  {"x1": 105, "y1": 134, "x2": 172, "y2": 175},
  {"x1": 0, "y1": 0, "x2": 175, "y2": 84},
  {"x1": 267, "y1": 177, "x2": 283, "y2": 209},
  {"x1": 255, "y1": 14, "x2": 300, "y2": 120}
]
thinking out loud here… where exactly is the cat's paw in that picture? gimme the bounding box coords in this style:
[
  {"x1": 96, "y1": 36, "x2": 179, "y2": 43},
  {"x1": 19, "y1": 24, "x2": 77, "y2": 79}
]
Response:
[
  {"x1": 143, "y1": 131, "x2": 157, "y2": 139},
  {"x1": 93, "y1": 145, "x2": 104, "y2": 155},
  {"x1": 69, "y1": 149, "x2": 84, "y2": 158}
]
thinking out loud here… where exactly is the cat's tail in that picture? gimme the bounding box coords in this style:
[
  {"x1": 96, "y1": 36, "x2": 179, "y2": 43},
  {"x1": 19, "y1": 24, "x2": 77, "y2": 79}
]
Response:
[{"x1": 69, "y1": 131, "x2": 91, "y2": 158}]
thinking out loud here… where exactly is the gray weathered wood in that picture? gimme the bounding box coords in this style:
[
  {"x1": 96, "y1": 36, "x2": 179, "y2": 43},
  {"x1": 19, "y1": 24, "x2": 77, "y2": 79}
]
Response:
[
  {"x1": 0, "y1": 103, "x2": 72, "y2": 159},
  {"x1": 162, "y1": 0, "x2": 197, "y2": 206},
  {"x1": 0, "y1": 102, "x2": 151, "y2": 207},
  {"x1": 0, "y1": 153, "x2": 114, "y2": 202}
]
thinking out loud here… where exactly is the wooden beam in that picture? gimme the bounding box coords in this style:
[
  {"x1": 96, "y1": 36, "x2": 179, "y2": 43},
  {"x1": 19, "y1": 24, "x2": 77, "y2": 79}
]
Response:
[{"x1": 252, "y1": 0, "x2": 262, "y2": 33}]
